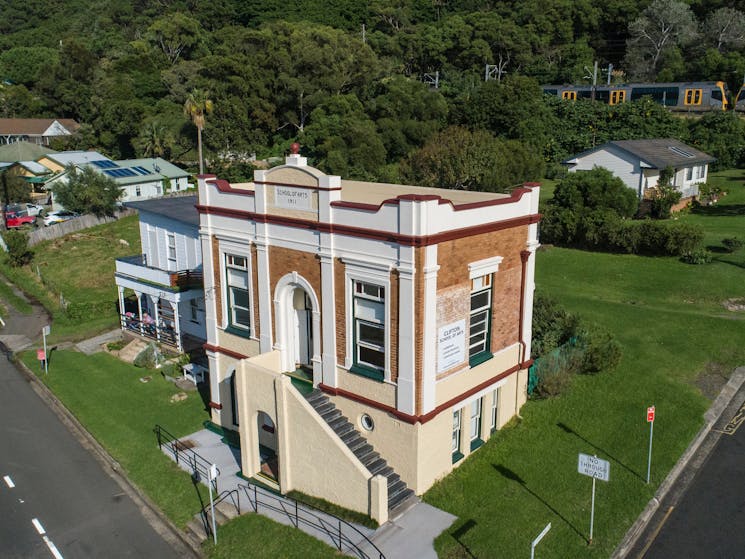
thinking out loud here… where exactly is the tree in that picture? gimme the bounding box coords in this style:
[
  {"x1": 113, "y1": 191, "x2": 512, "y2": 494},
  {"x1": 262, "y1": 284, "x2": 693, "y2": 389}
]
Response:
[
  {"x1": 550, "y1": 167, "x2": 638, "y2": 217},
  {"x1": 54, "y1": 166, "x2": 122, "y2": 217},
  {"x1": 184, "y1": 89, "x2": 213, "y2": 175},
  {"x1": 624, "y1": 0, "x2": 699, "y2": 80},
  {"x1": 144, "y1": 13, "x2": 205, "y2": 66},
  {"x1": 401, "y1": 126, "x2": 544, "y2": 192},
  {"x1": 705, "y1": 8, "x2": 745, "y2": 52},
  {"x1": 135, "y1": 121, "x2": 173, "y2": 158},
  {"x1": 0, "y1": 171, "x2": 32, "y2": 206}
]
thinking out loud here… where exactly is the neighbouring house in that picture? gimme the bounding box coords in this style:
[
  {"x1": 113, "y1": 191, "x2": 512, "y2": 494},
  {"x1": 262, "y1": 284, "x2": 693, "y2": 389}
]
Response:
[
  {"x1": 114, "y1": 195, "x2": 206, "y2": 353},
  {"x1": 117, "y1": 158, "x2": 190, "y2": 192},
  {"x1": 0, "y1": 118, "x2": 80, "y2": 146},
  {"x1": 563, "y1": 139, "x2": 715, "y2": 204},
  {"x1": 0, "y1": 140, "x2": 56, "y2": 163},
  {"x1": 196, "y1": 147, "x2": 540, "y2": 524},
  {"x1": 40, "y1": 151, "x2": 190, "y2": 209}
]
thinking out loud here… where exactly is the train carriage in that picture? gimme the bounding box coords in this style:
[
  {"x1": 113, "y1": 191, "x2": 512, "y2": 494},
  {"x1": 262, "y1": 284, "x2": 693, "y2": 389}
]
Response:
[{"x1": 543, "y1": 81, "x2": 729, "y2": 112}]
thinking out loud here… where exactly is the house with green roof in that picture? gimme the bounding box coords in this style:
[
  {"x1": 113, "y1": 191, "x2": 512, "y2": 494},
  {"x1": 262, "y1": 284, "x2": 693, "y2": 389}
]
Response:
[{"x1": 117, "y1": 158, "x2": 191, "y2": 193}]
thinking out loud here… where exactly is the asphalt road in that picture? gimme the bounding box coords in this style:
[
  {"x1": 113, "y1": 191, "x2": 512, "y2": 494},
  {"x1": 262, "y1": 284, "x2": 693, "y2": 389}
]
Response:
[
  {"x1": 633, "y1": 387, "x2": 745, "y2": 559},
  {"x1": 0, "y1": 355, "x2": 185, "y2": 558}
]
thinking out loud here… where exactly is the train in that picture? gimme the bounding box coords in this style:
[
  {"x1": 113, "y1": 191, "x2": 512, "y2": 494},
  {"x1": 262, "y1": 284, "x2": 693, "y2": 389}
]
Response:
[{"x1": 542, "y1": 81, "x2": 730, "y2": 112}]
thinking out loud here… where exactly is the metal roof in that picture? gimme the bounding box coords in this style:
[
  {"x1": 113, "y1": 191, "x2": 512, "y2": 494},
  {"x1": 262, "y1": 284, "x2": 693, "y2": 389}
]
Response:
[
  {"x1": 124, "y1": 195, "x2": 199, "y2": 227},
  {"x1": 0, "y1": 141, "x2": 56, "y2": 163},
  {"x1": 116, "y1": 157, "x2": 189, "y2": 179},
  {"x1": 608, "y1": 139, "x2": 715, "y2": 168}
]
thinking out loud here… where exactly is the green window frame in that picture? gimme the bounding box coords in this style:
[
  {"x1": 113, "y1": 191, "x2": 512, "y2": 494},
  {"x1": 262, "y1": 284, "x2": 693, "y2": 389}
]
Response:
[
  {"x1": 469, "y1": 274, "x2": 492, "y2": 366},
  {"x1": 351, "y1": 280, "x2": 385, "y2": 380},
  {"x1": 470, "y1": 398, "x2": 484, "y2": 451},
  {"x1": 225, "y1": 254, "x2": 251, "y2": 336}
]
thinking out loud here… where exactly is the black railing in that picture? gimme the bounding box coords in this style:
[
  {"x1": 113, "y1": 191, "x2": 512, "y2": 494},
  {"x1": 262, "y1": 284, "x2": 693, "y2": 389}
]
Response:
[
  {"x1": 235, "y1": 482, "x2": 385, "y2": 559},
  {"x1": 123, "y1": 315, "x2": 178, "y2": 346},
  {"x1": 199, "y1": 489, "x2": 240, "y2": 538},
  {"x1": 154, "y1": 424, "x2": 220, "y2": 489}
]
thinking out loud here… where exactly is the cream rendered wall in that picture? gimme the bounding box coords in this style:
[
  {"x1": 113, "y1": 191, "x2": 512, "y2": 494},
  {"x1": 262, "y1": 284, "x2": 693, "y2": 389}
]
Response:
[
  {"x1": 236, "y1": 356, "x2": 387, "y2": 522},
  {"x1": 435, "y1": 343, "x2": 520, "y2": 406},
  {"x1": 334, "y1": 367, "x2": 398, "y2": 409}
]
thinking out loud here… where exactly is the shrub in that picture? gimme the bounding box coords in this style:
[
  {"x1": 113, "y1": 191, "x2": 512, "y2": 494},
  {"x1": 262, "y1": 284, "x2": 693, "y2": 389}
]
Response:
[
  {"x1": 531, "y1": 345, "x2": 583, "y2": 399},
  {"x1": 531, "y1": 294, "x2": 579, "y2": 357},
  {"x1": 722, "y1": 237, "x2": 743, "y2": 253},
  {"x1": 4, "y1": 230, "x2": 33, "y2": 267},
  {"x1": 650, "y1": 185, "x2": 682, "y2": 219},
  {"x1": 133, "y1": 343, "x2": 159, "y2": 368},
  {"x1": 577, "y1": 329, "x2": 622, "y2": 374},
  {"x1": 680, "y1": 248, "x2": 712, "y2": 264}
]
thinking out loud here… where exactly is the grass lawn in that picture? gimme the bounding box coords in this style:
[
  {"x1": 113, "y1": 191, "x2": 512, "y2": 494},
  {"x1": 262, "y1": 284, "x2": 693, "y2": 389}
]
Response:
[
  {"x1": 424, "y1": 172, "x2": 745, "y2": 558},
  {"x1": 1, "y1": 214, "x2": 141, "y2": 342}
]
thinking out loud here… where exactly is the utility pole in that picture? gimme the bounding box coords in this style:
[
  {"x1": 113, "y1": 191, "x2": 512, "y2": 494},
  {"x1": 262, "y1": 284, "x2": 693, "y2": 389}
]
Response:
[
  {"x1": 362, "y1": 23, "x2": 366, "y2": 44},
  {"x1": 584, "y1": 61, "x2": 599, "y2": 101},
  {"x1": 605, "y1": 63, "x2": 614, "y2": 86}
]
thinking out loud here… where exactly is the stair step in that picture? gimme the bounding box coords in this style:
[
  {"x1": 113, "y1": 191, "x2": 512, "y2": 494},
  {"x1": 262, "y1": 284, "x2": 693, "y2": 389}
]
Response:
[
  {"x1": 389, "y1": 489, "x2": 415, "y2": 511},
  {"x1": 366, "y1": 457, "x2": 388, "y2": 474},
  {"x1": 388, "y1": 479, "x2": 408, "y2": 499},
  {"x1": 321, "y1": 408, "x2": 342, "y2": 422},
  {"x1": 356, "y1": 449, "x2": 380, "y2": 465},
  {"x1": 328, "y1": 416, "x2": 349, "y2": 431},
  {"x1": 315, "y1": 402, "x2": 335, "y2": 414},
  {"x1": 347, "y1": 437, "x2": 368, "y2": 451},
  {"x1": 350, "y1": 440, "x2": 372, "y2": 454},
  {"x1": 335, "y1": 423, "x2": 355, "y2": 437}
]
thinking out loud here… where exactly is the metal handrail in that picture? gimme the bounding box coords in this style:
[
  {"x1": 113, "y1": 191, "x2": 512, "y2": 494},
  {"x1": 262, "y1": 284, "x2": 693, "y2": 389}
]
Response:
[
  {"x1": 154, "y1": 424, "x2": 220, "y2": 487},
  {"x1": 235, "y1": 482, "x2": 385, "y2": 559},
  {"x1": 199, "y1": 489, "x2": 240, "y2": 537}
]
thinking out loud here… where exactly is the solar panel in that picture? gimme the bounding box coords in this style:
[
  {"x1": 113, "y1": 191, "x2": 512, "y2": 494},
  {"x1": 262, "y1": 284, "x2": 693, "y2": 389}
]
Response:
[
  {"x1": 104, "y1": 169, "x2": 119, "y2": 177},
  {"x1": 92, "y1": 160, "x2": 118, "y2": 169},
  {"x1": 132, "y1": 166, "x2": 150, "y2": 175},
  {"x1": 119, "y1": 168, "x2": 137, "y2": 177}
]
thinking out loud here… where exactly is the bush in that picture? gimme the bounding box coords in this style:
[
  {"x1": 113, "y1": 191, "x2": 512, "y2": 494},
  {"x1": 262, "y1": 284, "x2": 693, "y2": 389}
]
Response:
[
  {"x1": 531, "y1": 345, "x2": 583, "y2": 399},
  {"x1": 531, "y1": 294, "x2": 580, "y2": 357},
  {"x1": 133, "y1": 343, "x2": 159, "y2": 368},
  {"x1": 680, "y1": 248, "x2": 712, "y2": 264},
  {"x1": 577, "y1": 329, "x2": 622, "y2": 374},
  {"x1": 722, "y1": 237, "x2": 743, "y2": 253},
  {"x1": 4, "y1": 230, "x2": 33, "y2": 267},
  {"x1": 550, "y1": 167, "x2": 639, "y2": 218}
]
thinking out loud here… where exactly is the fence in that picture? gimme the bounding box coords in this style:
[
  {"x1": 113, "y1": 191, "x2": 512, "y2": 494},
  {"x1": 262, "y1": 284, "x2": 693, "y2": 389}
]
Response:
[{"x1": 27, "y1": 209, "x2": 136, "y2": 247}]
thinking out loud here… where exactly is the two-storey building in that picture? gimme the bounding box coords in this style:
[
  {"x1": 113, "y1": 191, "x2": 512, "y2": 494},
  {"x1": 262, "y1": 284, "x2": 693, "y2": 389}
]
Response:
[{"x1": 197, "y1": 148, "x2": 539, "y2": 523}]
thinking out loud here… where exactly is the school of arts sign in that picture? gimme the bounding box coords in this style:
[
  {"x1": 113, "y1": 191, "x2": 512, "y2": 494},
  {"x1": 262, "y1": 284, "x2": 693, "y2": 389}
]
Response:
[
  {"x1": 275, "y1": 186, "x2": 312, "y2": 210},
  {"x1": 438, "y1": 319, "x2": 465, "y2": 373}
]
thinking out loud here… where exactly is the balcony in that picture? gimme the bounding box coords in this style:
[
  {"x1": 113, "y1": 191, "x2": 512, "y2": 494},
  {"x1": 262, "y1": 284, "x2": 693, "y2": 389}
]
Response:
[{"x1": 115, "y1": 254, "x2": 203, "y2": 292}]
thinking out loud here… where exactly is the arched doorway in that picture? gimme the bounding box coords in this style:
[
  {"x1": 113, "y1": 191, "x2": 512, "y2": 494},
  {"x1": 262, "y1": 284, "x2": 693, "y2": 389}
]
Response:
[
  {"x1": 256, "y1": 411, "x2": 278, "y2": 481},
  {"x1": 274, "y1": 273, "x2": 321, "y2": 382}
]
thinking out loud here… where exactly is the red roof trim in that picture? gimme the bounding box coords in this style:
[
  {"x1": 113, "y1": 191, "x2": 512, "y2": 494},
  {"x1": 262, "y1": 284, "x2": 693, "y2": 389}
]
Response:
[
  {"x1": 203, "y1": 343, "x2": 248, "y2": 360},
  {"x1": 196, "y1": 203, "x2": 539, "y2": 245}
]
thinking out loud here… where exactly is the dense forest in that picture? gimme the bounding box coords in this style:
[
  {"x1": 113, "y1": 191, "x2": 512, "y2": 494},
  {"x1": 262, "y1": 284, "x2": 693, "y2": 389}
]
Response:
[{"x1": 2, "y1": 0, "x2": 745, "y2": 187}]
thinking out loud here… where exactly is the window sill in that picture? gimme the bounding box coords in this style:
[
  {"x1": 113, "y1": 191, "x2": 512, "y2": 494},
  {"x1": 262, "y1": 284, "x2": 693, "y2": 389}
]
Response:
[
  {"x1": 225, "y1": 325, "x2": 251, "y2": 339},
  {"x1": 350, "y1": 364, "x2": 385, "y2": 382},
  {"x1": 470, "y1": 438, "x2": 484, "y2": 452},
  {"x1": 452, "y1": 451, "x2": 464, "y2": 464},
  {"x1": 469, "y1": 352, "x2": 493, "y2": 368}
]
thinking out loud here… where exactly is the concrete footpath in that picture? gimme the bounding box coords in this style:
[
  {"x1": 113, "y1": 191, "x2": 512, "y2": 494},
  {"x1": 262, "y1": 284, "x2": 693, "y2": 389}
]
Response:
[{"x1": 612, "y1": 366, "x2": 745, "y2": 558}]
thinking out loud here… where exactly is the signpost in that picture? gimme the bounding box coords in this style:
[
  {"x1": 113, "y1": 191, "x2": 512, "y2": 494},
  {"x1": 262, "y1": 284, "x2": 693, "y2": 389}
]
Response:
[
  {"x1": 577, "y1": 453, "x2": 610, "y2": 544},
  {"x1": 646, "y1": 405, "x2": 655, "y2": 484},
  {"x1": 42, "y1": 325, "x2": 50, "y2": 375},
  {"x1": 530, "y1": 522, "x2": 551, "y2": 559},
  {"x1": 208, "y1": 463, "x2": 218, "y2": 545}
]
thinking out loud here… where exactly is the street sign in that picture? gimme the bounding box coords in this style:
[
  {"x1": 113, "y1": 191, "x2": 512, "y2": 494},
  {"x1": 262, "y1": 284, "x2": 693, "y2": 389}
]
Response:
[
  {"x1": 42, "y1": 325, "x2": 51, "y2": 336},
  {"x1": 578, "y1": 453, "x2": 610, "y2": 482},
  {"x1": 209, "y1": 463, "x2": 218, "y2": 481},
  {"x1": 647, "y1": 406, "x2": 655, "y2": 423}
]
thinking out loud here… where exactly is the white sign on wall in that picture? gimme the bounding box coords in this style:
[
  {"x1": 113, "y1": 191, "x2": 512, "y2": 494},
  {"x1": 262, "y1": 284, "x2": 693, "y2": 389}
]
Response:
[
  {"x1": 438, "y1": 319, "x2": 466, "y2": 373},
  {"x1": 275, "y1": 186, "x2": 312, "y2": 210}
]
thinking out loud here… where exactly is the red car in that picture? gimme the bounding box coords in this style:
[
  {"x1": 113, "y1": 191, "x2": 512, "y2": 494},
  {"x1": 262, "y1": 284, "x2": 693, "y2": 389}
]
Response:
[{"x1": 4, "y1": 205, "x2": 36, "y2": 229}]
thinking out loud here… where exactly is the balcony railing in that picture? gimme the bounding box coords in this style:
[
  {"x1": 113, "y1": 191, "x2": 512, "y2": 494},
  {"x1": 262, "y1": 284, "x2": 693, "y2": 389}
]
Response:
[{"x1": 116, "y1": 254, "x2": 203, "y2": 292}]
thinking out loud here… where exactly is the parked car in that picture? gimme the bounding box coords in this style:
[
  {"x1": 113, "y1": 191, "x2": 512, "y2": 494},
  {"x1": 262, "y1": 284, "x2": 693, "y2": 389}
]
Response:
[
  {"x1": 5, "y1": 210, "x2": 36, "y2": 229},
  {"x1": 24, "y1": 203, "x2": 46, "y2": 217},
  {"x1": 43, "y1": 210, "x2": 79, "y2": 226}
]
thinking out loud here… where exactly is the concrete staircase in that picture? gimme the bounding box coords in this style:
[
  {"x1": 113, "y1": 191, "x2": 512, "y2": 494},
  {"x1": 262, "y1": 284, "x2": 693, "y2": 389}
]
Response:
[{"x1": 305, "y1": 389, "x2": 415, "y2": 512}]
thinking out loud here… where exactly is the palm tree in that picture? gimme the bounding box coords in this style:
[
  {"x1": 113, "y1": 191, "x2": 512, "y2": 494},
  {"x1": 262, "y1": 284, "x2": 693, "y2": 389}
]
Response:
[
  {"x1": 183, "y1": 89, "x2": 213, "y2": 174},
  {"x1": 139, "y1": 121, "x2": 172, "y2": 159}
]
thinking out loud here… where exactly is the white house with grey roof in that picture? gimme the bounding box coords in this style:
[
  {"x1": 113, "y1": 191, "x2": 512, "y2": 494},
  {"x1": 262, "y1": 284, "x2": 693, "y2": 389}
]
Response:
[
  {"x1": 114, "y1": 195, "x2": 206, "y2": 352},
  {"x1": 39, "y1": 151, "x2": 190, "y2": 209},
  {"x1": 563, "y1": 139, "x2": 715, "y2": 201}
]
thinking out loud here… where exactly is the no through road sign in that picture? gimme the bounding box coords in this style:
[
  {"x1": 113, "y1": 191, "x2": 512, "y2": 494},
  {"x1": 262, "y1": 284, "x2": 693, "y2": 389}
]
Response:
[{"x1": 578, "y1": 453, "x2": 610, "y2": 482}]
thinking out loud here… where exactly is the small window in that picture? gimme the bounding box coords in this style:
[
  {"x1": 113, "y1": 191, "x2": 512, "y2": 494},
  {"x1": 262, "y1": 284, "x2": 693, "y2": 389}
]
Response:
[
  {"x1": 686, "y1": 167, "x2": 693, "y2": 181},
  {"x1": 684, "y1": 88, "x2": 702, "y2": 105},
  {"x1": 490, "y1": 388, "x2": 500, "y2": 433},
  {"x1": 135, "y1": 185, "x2": 142, "y2": 197},
  {"x1": 610, "y1": 90, "x2": 626, "y2": 105},
  {"x1": 167, "y1": 233, "x2": 176, "y2": 266},
  {"x1": 470, "y1": 398, "x2": 484, "y2": 451},
  {"x1": 452, "y1": 409, "x2": 463, "y2": 462},
  {"x1": 360, "y1": 414, "x2": 374, "y2": 431},
  {"x1": 562, "y1": 90, "x2": 577, "y2": 100},
  {"x1": 190, "y1": 299, "x2": 199, "y2": 322}
]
